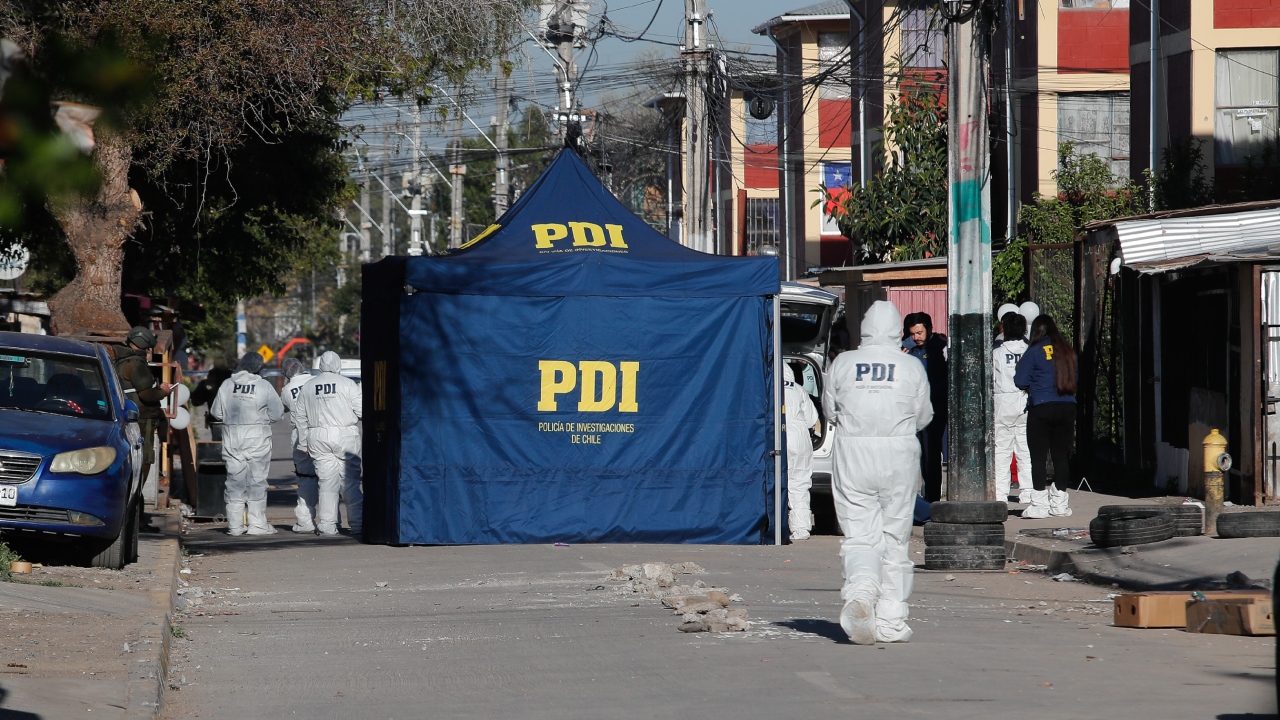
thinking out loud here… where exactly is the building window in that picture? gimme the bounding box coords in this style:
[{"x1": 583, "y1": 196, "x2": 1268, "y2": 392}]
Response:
[
  {"x1": 744, "y1": 197, "x2": 780, "y2": 255},
  {"x1": 901, "y1": 9, "x2": 945, "y2": 69},
  {"x1": 1057, "y1": 93, "x2": 1131, "y2": 180},
  {"x1": 818, "y1": 32, "x2": 851, "y2": 100},
  {"x1": 1215, "y1": 49, "x2": 1279, "y2": 167}
]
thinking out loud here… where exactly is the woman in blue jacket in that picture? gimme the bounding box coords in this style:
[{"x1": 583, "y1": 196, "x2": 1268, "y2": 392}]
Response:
[{"x1": 1013, "y1": 315, "x2": 1076, "y2": 519}]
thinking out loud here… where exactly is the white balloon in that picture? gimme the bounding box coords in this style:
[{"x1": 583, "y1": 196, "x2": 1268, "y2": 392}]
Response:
[
  {"x1": 170, "y1": 406, "x2": 191, "y2": 431},
  {"x1": 174, "y1": 383, "x2": 191, "y2": 406}
]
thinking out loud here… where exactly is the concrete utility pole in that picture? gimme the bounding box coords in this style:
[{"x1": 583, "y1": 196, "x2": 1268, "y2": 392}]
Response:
[
  {"x1": 1149, "y1": 0, "x2": 1159, "y2": 209},
  {"x1": 546, "y1": 0, "x2": 579, "y2": 141},
  {"x1": 449, "y1": 108, "x2": 465, "y2": 248},
  {"x1": 358, "y1": 163, "x2": 372, "y2": 262},
  {"x1": 682, "y1": 0, "x2": 713, "y2": 254},
  {"x1": 381, "y1": 135, "x2": 392, "y2": 257},
  {"x1": 408, "y1": 107, "x2": 424, "y2": 256},
  {"x1": 944, "y1": 3, "x2": 995, "y2": 507},
  {"x1": 493, "y1": 66, "x2": 511, "y2": 218}
]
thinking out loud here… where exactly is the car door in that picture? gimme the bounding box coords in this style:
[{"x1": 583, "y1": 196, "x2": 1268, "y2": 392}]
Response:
[{"x1": 100, "y1": 345, "x2": 143, "y2": 500}]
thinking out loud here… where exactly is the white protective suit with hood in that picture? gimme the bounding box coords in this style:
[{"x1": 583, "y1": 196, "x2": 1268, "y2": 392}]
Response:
[
  {"x1": 784, "y1": 365, "x2": 820, "y2": 540},
  {"x1": 992, "y1": 337, "x2": 1031, "y2": 501},
  {"x1": 280, "y1": 361, "x2": 319, "y2": 532},
  {"x1": 822, "y1": 300, "x2": 932, "y2": 643},
  {"x1": 210, "y1": 365, "x2": 285, "y2": 535},
  {"x1": 292, "y1": 352, "x2": 363, "y2": 535}
]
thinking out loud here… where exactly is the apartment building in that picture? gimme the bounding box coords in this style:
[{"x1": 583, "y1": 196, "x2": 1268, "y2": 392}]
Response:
[
  {"x1": 1130, "y1": 0, "x2": 1280, "y2": 195},
  {"x1": 739, "y1": 0, "x2": 1135, "y2": 277}
]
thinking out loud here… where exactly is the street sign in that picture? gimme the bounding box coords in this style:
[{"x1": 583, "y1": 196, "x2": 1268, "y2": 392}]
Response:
[
  {"x1": 0, "y1": 244, "x2": 30, "y2": 281},
  {"x1": 257, "y1": 344, "x2": 275, "y2": 363}
]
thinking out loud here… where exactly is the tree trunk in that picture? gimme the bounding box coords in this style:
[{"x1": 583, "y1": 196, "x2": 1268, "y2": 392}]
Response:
[{"x1": 47, "y1": 137, "x2": 142, "y2": 334}]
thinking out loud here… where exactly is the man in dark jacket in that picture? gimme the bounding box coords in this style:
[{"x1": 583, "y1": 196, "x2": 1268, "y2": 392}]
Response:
[
  {"x1": 906, "y1": 313, "x2": 948, "y2": 502},
  {"x1": 109, "y1": 327, "x2": 174, "y2": 482}
]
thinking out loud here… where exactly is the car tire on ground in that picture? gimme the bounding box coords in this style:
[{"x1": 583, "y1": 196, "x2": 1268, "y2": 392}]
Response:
[
  {"x1": 929, "y1": 501, "x2": 1008, "y2": 524},
  {"x1": 84, "y1": 522, "x2": 128, "y2": 570},
  {"x1": 924, "y1": 545, "x2": 1007, "y2": 570},
  {"x1": 1216, "y1": 511, "x2": 1280, "y2": 539},
  {"x1": 923, "y1": 522, "x2": 1005, "y2": 546},
  {"x1": 1088, "y1": 511, "x2": 1175, "y2": 548},
  {"x1": 1097, "y1": 504, "x2": 1202, "y2": 537},
  {"x1": 125, "y1": 502, "x2": 141, "y2": 565}
]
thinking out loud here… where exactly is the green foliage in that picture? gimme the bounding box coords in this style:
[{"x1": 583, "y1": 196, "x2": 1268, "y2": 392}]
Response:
[
  {"x1": 1020, "y1": 143, "x2": 1142, "y2": 247},
  {"x1": 1236, "y1": 142, "x2": 1280, "y2": 203},
  {"x1": 1151, "y1": 137, "x2": 1215, "y2": 211},
  {"x1": 992, "y1": 236, "x2": 1026, "y2": 308},
  {"x1": 308, "y1": 276, "x2": 362, "y2": 357},
  {"x1": 0, "y1": 542, "x2": 21, "y2": 580},
  {"x1": 819, "y1": 90, "x2": 948, "y2": 262}
]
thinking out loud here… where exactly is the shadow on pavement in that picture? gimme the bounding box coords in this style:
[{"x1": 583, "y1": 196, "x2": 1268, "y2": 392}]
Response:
[
  {"x1": 0, "y1": 687, "x2": 41, "y2": 720},
  {"x1": 775, "y1": 618, "x2": 853, "y2": 644}
]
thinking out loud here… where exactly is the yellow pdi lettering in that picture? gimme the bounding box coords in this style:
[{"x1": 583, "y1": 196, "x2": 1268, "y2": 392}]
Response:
[
  {"x1": 532, "y1": 224, "x2": 568, "y2": 249},
  {"x1": 538, "y1": 360, "x2": 576, "y2": 411},
  {"x1": 605, "y1": 224, "x2": 628, "y2": 248},
  {"x1": 568, "y1": 222, "x2": 606, "y2": 247},
  {"x1": 618, "y1": 362, "x2": 639, "y2": 412},
  {"x1": 578, "y1": 361, "x2": 617, "y2": 412}
]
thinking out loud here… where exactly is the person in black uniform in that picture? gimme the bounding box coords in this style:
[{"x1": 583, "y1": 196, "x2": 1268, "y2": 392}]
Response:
[{"x1": 110, "y1": 327, "x2": 175, "y2": 483}]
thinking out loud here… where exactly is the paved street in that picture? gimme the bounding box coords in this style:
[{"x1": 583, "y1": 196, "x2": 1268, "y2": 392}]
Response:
[{"x1": 154, "y1": 424, "x2": 1279, "y2": 720}]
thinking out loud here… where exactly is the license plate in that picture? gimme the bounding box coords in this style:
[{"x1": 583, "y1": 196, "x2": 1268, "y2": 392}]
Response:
[{"x1": 0, "y1": 485, "x2": 16, "y2": 507}]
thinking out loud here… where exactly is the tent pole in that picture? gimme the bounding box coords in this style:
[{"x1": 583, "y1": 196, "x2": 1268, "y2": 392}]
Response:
[{"x1": 773, "y1": 294, "x2": 782, "y2": 546}]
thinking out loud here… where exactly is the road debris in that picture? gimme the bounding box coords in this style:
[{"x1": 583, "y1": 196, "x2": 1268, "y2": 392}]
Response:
[{"x1": 607, "y1": 562, "x2": 750, "y2": 633}]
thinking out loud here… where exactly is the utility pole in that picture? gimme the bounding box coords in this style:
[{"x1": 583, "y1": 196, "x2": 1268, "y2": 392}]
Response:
[
  {"x1": 1149, "y1": 0, "x2": 1159, "y2": 209},
  {"x1": 493, "y1": 65, "x2": 511, "y2": 218},
  {"x1": 381, "y1": 134, "x2": 392, "y2": 257},
  {"x1": 408, "y1": 106, "x2": 424, "y2": 256},
  {"x1": 358, "y1": 162, "x2": 372, "y2": 262},
  {"x1": 449, "y1": 107, "x2": 465, "y2": 248},
  {"x1": 943, "y1": 2, "x2": 996, "y2": 513},
  {"x1": 682, "y1": 0, "x2": 712, "y2": 254},
  {"x1": 1004, "y1": 0, "x2": 1016, "y2": 239},
  {"x1": 550, "y1": 1, "x2": 579, "y2": 144}
]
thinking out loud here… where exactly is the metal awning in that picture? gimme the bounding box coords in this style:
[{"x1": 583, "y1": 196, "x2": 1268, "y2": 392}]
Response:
[{"x1": 1086, "y1": 201, "x2": 1280, "y2": 274}]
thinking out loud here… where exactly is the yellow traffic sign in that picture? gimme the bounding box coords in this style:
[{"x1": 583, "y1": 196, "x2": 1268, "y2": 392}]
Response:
[{"x1": 257, "y1": 344, "x2": 275, "y2": 363}]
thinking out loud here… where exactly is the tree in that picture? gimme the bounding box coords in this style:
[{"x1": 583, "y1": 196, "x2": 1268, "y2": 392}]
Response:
[
  {"x1": 820, "y1": 89, "x2": 948, "y2": 262},
  {"x1": 1151, "y1": 137, "x2": 1214, "y2": 211},
  {"x1": 0, "y1": 0, "x2": 528, "y2": 332}
]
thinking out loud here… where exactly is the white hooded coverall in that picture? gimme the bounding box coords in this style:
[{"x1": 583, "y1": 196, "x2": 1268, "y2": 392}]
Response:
[
  {"x1": 784, "y1": 365, "x2": 820, "y2": 540},
  {"x1": 292, "y1": 352, "x2": 363, "y2": 535},
  {"x1": 281, "y1": 372, "x2": 319, "y2": 532},
  {"x1": 823, "y1": 300, "x2": 932, "y2": 643},
  {"x1": 992, "y1": 338, "x2": 1032, "y2": 501},
  {"x1": 211, "y1": 370, "x2": 285, "y2": 535}
]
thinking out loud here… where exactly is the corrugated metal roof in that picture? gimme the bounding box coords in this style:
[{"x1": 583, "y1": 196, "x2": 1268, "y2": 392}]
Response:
[
  {"x1": 752, "y1": 0, "x2": 849, "y2": 34},
  {"x1": 1113, "y1": 205, "x2": 1280, "y2": 266}
]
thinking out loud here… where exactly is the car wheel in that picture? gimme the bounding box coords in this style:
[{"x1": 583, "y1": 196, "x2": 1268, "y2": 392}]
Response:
[
  {"x1": 923, "y1": 545, "x2": 1007, "y2": 570},
  {"x1": 126, "y1": 502, "x2": 141, "y2": 565},
  {"x1": 923, "y1": 522, "x2": 1005, "y2": 546},
  {"x1": 1088, "y1": 511, "x2": 1175, "y2": 548},
  {"x1": 1216, "y1": 511, "x2": 1280, "y2": 539},
  {"x1": 85, "y1": 524, "x2": 128, "y2": 570}
]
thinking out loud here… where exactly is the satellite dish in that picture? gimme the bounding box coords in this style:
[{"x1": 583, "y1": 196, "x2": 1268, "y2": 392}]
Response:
[
  {"x1": 0, "y1": 245, "x2": 29, "y2": 281},
  {"x1": 749, "y1": 94, "x2": 775, "y2": 120}
]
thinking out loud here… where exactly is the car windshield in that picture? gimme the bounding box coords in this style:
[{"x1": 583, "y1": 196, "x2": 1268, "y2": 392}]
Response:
[{"x1": 0, "y1": 350, "x2": 113, "y2": 420}]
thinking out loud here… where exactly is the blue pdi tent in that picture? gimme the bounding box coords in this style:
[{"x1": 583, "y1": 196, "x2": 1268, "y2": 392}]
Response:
[{"x1": 361, "y1": 150, "x2": 782, "y2": 545}]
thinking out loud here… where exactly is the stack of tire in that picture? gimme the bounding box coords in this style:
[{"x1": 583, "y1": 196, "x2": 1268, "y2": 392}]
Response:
[
  {"x1": 1089, "y1": 504, "x2": 1203, "y2": 548},
  {"x1": 923, "y1": 502, "x2": 1008, "y2": 570}
]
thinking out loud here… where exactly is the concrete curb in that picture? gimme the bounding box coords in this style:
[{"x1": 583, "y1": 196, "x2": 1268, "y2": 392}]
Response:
[
  {"x1": 1004, "y1": 535, "x2": 1185, "y2": 591},
  {"x1": 123, "y1": 534, "x2": 182, "y2": 719}
]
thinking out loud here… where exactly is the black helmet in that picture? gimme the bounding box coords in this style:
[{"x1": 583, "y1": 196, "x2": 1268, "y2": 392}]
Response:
[{"x1": 126, "y1": 326, "x2": 157, "y2": 350}]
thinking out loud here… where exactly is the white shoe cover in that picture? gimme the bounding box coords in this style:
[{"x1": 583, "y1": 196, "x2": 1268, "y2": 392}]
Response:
[
  {"x1": 245, "y1": 499, "x2": 277, "y2": 535},
  {"x1": 840, "y1": 595, "x2": 877, "y2": 645},
  {"x1": 1022, "y1": 489, "x2": 1051, "y2": 519},
  {"x1": 226, "y1": 501, "x2": 247, "y2": 536},
  {"x1": 1047, "y1": 484, "x2": 1073, "y2": 517},
  {"x1": 875, "y1": 623, "x2": 913, "y2": 643}
]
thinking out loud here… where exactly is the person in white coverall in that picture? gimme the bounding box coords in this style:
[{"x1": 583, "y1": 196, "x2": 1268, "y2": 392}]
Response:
[
  {"x1": 784, "y1": 365, "x2": 820, "y2": 541},
  {"x1": 823, "y1": 300, "x2": 932, "y2": 645},
  {"x1": 279, "y1": 358, "x2": 320, "y2": 533},
  {"x1": 992, "y1": 311, "x2": 1032, "y2": 503},
  {"x1": 292, "y1": 352, "x2": 363, "y2": 536},
  {"x1": 210, "y1": 352, "x2": 285, "y2": 536}
]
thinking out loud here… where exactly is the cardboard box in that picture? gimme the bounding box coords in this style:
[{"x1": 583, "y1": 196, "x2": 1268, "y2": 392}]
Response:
[
  {"x1": 1113, "y1": 590, "x2": 1270, "y2": 628},
  {"x1": 1186, "y1": 597, "x2": 1275, "y2": 636}
]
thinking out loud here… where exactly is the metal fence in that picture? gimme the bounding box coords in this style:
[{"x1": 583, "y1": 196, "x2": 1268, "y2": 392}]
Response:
[
  {"x1": 743, "y1": 197, "x2": 780, "y2": 256},
  {"x1": 1028, "y1": 242, "x2": 1075, "y2": 344}
]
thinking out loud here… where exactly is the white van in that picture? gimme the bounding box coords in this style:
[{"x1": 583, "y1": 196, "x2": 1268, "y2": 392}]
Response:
[{"x1": 779, "y1": 282, "x2": 840, "y2": 497}]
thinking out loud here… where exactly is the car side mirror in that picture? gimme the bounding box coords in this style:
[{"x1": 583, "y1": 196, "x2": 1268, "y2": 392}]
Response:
[{"x1": 124, "y1": 399, "x2": 139, "y2": 422}]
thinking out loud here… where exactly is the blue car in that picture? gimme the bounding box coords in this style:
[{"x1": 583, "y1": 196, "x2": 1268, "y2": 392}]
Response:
[{"x1": 0, "y1": 332, "x2": 144, "y2": 569}]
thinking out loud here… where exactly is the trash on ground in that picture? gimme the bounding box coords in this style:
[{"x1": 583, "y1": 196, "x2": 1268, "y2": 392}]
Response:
[{"x1": 1051, "y1": 573, "x2": 1077, "y2": 582}]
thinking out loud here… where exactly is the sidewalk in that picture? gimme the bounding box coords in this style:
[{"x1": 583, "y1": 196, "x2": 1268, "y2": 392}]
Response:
[
  {"x1": 0, "y1": 512, "x2": 182, "y2": 720},
  {"x1": 1000, "y1": 489, "x2": 1280, "y2": 590}
]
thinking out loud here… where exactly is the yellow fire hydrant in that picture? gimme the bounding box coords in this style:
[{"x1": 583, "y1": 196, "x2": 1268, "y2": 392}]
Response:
[{"x1": 1203, "y1": 429, "x2": 1230, "y2": 536}]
